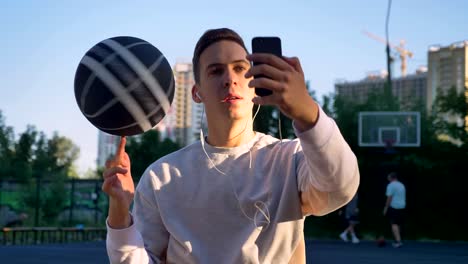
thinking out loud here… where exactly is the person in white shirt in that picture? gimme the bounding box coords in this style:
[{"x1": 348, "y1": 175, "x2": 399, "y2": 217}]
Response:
[
  {"x1": 383, "y1": 172, "x2": 406, "y2": 248},
  {"x1": 102, "y1": 28, "x2": 360, "y2": 263}
]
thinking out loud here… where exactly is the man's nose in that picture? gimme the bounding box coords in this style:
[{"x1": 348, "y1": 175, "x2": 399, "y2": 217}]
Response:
[{"x1": 223, "y1": 69, "x2": 238, "y2": 88}]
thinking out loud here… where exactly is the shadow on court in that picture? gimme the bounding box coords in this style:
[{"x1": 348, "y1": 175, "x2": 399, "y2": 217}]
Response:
[{"x1": 0, "y1": 239, "x2": 467, "y2": 263}]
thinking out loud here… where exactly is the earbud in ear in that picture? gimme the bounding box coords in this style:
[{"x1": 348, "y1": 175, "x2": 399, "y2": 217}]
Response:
[{"x1": 196, "y1": 92, "x2": 202, "y2": 100}]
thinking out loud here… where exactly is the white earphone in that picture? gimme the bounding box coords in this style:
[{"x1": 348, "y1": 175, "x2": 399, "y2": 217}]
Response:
[
  {"x1": 198, "y1": 102, "x2": 271, "y2": 230},
  {"x1": 196, "y1": 92, "x2": 202, "y2": 101}
]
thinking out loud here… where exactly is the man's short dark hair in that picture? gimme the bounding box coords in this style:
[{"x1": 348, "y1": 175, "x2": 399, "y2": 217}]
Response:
[
  {"x1": 192, "y1": 28, "x2": 248, "y2": 84},
  {"x1": 388, "y1": 172, "x2": 398, "y2": 180}
]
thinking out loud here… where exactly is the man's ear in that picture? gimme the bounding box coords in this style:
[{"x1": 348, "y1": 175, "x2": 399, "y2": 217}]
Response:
[{"x1": 192, "y1": 84, "x2": 203, "y2": 103}]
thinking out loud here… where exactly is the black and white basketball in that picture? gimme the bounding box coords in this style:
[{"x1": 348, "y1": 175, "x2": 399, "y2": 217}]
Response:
[{"x1": 74, "y1": 36, "x2": 174, "y2": 136}]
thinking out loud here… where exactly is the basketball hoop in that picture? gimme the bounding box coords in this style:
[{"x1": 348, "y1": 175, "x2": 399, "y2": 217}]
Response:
[
  {"x1": 384, "y1": 139, "x2": 397, "y2": 154},
  {"x1": 358, "y1": 111, "x2": 420, "y2": 147},
  {"x1": 384, "y1": 139, "x2": 395, "y2": 148}
]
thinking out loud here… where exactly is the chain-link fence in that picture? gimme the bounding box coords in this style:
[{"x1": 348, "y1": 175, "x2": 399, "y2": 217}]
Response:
[{"x1": 0, "y1": 179, "x2": 107, "y2": 228}]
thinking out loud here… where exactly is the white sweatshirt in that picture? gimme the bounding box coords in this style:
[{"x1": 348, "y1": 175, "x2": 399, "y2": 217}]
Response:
[{"x1": 106, "y1": 107, "x2": 360, "y2": 264}]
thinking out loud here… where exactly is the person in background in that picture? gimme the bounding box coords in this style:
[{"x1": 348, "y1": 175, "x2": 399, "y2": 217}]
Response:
[
  {"x1": 4, "y1": 212, "x2": 28, "y2": 227},
  {"x1": 383, "y1": 172, "x2": 406, "y2": 248},
  {"x1": 339, "y1": 194, "x2": 360, "y2": 244}
]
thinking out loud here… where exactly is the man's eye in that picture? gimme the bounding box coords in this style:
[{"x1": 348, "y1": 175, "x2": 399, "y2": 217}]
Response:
[
  {"x1": 234, "y1": 65, "x2": 246, "y2": 72},
  {"x1": 209, "y1": 68, "x2": 223, "y2": 75}
]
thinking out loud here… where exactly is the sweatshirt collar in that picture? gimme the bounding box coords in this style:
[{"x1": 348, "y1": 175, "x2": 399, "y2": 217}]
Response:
[{"x1": 201, "y1": 132, "x2": 263, "y2": 155}]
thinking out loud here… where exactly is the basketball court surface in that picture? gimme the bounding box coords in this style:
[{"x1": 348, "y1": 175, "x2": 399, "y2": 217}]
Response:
[{"x1": 1, "y1": 239, "x2": 467, "y2": 263}]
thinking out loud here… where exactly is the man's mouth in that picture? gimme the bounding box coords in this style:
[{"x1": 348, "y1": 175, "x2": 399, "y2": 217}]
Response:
[{"x1": 221, "y1": 94, "x2": 242, "y2": 102}]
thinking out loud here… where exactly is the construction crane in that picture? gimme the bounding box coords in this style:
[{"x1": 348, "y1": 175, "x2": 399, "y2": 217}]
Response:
[{"x1": 363, "y1": 30, "x2": 414, "y2": 77}]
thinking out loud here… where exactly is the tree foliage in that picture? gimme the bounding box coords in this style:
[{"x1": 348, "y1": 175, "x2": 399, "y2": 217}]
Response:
[
  {"x1": 253, "y1": 82, "x2": 317, "y2": 139},
  {"x1": 432, "y1": 86, "x2": 468, "y2": 145},
  {"x1": 0, "y1": 112, "x2": 80, "y2": 182},
  {"x1": 125, "y1": 130, "x2": 180, "y2": 182},
  {"x1": 0, "y1": 111, "x2": 15, "y2": 181},
  {"x1": 0, "y1": 110, "x2": 80, "y2": 225}
]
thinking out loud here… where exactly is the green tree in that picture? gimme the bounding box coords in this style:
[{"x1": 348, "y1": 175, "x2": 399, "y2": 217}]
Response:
[
  {"x1": 43, "y1": 133, "x2": 80, "y2": 180},
  {"x1": 126, "y1": 130, "x2": 180, "y2": 182},
  {"x1": 432, "y1": 86, "x2": 468, "y2": 145},
  {"x1": 10, "y1": 126, "x2": 37, "y2": 182},
  {"x1": 42, "y1": 176, "x2": 67, "y2": 224},
  {"x1": 253, "y1": 105, "x2": 295, "y2": 139},
  {"x1": 32, "y1": 132, "x2": 51, "y2": 179},
  {"x1": 252, "y1": 105, "x2": 273, "y2": 135},
  {"x1": 321, "y1": 94, "x2": 333, "y2": 117},
  {"x1": 0, "y1": 110, "x2": 82, "y2": 226},
  {"x1": 253, "y1": 83, "x2": 317, "y2": 139},
  {"x1": 0, "y1": 112, "x2": 80, "y2": 182},
  {"x1": 0, "y1": 111, "x2": 14, "y2": 180},
  {"x1": 22, "y1": 132, "x2": 79, "y2": 225}
]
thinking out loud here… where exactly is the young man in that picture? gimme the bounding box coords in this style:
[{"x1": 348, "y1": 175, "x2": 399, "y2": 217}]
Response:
[
  {"x1": 102, "y1": 28, "x2": 359, "y2": 263},
  {"x1": 383, "y1": 172, "x2": 406, "y2": 248}
]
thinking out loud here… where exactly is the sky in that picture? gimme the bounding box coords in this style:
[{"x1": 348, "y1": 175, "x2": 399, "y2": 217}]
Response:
[{"x1": 0, "y1": 0, "x2": 466, "y2": 174}]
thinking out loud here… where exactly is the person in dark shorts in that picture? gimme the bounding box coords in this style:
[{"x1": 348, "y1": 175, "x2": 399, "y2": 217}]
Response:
[
  {"x1": 4, "y1": 213, "x2": 28, "y2": 227},
  {"x1": 383, "y1": 172, "x2": 406, "y2": 248},
  {"x1": 339, "y1": 194, "x2": 360, "y2": 244},
  {"x1": 387, "y1": 207, "x2": 404, "y2": 226}
]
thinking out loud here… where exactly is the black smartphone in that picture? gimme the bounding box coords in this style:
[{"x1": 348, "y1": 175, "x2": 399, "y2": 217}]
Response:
[{"x1": 251, "y1": 37, "x2": 282, "y2": 96}]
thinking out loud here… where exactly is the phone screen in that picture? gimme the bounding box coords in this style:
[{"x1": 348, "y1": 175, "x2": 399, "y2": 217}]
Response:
[{"x1": 251, "y1": 37, "x2": 282, "y2": 96}]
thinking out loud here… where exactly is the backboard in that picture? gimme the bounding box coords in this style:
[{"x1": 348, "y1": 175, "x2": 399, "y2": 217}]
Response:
[{"x1": 358, "y1": 112, "x2": 420, "y2": 147}]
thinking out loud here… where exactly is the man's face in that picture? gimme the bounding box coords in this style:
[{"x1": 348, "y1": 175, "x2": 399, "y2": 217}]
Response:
[{"x1": 195, "y1": 40, "x2": 255, "y2": 121}]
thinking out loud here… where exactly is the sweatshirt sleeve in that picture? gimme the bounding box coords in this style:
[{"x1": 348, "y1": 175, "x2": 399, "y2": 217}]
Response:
[
  {"x1": 106, "y1": 170, "x2": 169, "y2": 264},
  {"x1": 294, "y1": 106, "x2": 360, "y2": 216},
  {"x1": 106, "y1": 216, "x2": 151, "y2": 264}
]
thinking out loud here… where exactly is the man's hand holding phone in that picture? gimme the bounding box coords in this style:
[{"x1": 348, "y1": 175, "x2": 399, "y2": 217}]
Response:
[{"x1": 247, "y1": 37, "x2": 319, "y2": 132}]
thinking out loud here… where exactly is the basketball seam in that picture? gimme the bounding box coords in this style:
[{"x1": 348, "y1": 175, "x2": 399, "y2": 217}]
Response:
[
  {"x1": 102, "y1": 39, "x2": 171, "y2": 115},
  {"x1": 79, "y1": 55, "x2": 152, "y2": 131},
  {"x1": 79, "y1": 41, "x2": 147, "y2": 112}
]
